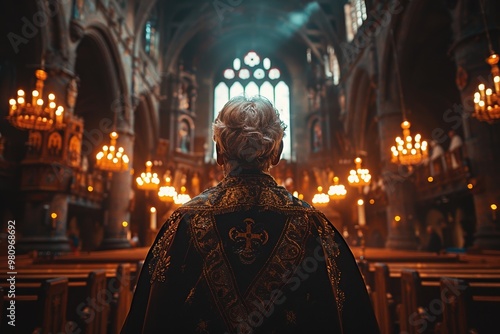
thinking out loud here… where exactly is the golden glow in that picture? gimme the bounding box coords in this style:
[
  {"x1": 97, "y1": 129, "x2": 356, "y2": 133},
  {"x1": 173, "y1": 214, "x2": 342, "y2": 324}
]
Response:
[
  {"x1": 467, "y1": 183, "x2": 474, "y2": 189},
  {"x1": 87, "y1": 186, "x2": 94, "y2": 192},
  {"x1": 491, "y1": 204, "x2": 498, "y2": 211},
  {"x1": 50, "y1": 212, "x2": 57, "y2": 219},
  {"x1": 394, "y1": 215, "x2": 401, "y2": 222},
  {"x1": 136, "y1": 161, "x2": 160, "y2": 190},
  {"x1": 122, "y1": 221, "x2": 129, "y2": 227},
  {"x1": 391, "y1": 120, "x2": 428, "y2": 166},
  {"x1": 150, "y1": 207, "x2": 156, "y2": 213},
  {"x1": 7, "y1": 69, "x2": 64, "y2": 131},
  {"x1": 312, "y1": 186, "x2": 330, "y2": 206},
  {"x1": 357, "y1": 199, "x2": 364, "y2": 206},
  {"x1": 427, "y1": 176, "x2": 434, "y2": 183},
  {"x1": 96, "y1": 131, "x2": 129, "y2": 172},
  {"x1": 328, "y1": 175, "x2": 347, "y2": 200},
  {"x1": 473, "y1": 53, "x2": 500, "y2": 122},
  {"x1": 348, "y1": 157, "x2": 371, "y2": 186},
  {"x1": 369, "y1": 199, "x2": 375, "y2": 205}
]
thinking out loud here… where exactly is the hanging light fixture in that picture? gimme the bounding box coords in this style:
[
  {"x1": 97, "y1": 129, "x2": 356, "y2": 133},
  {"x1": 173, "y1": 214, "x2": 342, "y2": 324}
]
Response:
[
  {"x1": 328, "y1": 176, "x2": 347, "y2": 200},
  {"x1": 174, "y1": 186, "x2": 191, "y2": 205},
  {"x1": 312, "y1": 186, "x2": 330, "y2": 206},
  {"x1": 158, "y1": 171, "x2": 177, "y2": 202},
  {"x1": 135, "y1": 161, "x2": 160, "y2": 190},
  {"x1": 389, "y1": 30, "x2": 428, "y2": 167},
  {"x1": 348, "y1": 157, "x2": 371, "y2": 187},
  {"x1": 7, "y1": 66, "x2": 65, "y2": 131},
  {"x1": 95, "y1": 131, "x2": 129, "y2": 172},
  {"x1": 473, "y1": 0, "x2": 500, "y2": 123}
]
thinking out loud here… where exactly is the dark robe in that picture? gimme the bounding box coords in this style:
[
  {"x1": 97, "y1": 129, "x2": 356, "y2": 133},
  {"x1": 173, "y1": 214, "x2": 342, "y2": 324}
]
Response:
[{"x1": 121, "y1": 171, "x2": 379, "y2": 334}]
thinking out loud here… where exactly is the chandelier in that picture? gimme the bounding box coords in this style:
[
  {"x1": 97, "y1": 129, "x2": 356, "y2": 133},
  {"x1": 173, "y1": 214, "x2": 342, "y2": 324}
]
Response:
[
  {"x1": 472, "y1": 1, "x2": 500, "y2": 123},
  {"x1": 135, "y1": 161, "x2": 160, "y2": 191},
  {"x1": 348, "y1": 157, "x2": 371, "y2": 187},
  {"x1": 312, "y1": 186, "x2": 330, "y2": 206},
  {"x1": 387, "y1": 29, "x2": 428, "y2": 166},
  {"x1": 95, "y1": 131, "x2": 129, "y2": 172},
  {"x1": 328, "y1": 176, "x2": 347, "y2": 200},
  {"x1": 158, "y1": 172, "x2": 177, "y2": 202},
  {"x1": 174, "y1": 186, "x2": 191, "y2": 205},
  {"x1": 7, "y1": 69, "x2": 65, "y2": 131},
  {"x1": 391, "y1": 121, "x2": 428, "y2": 166}
]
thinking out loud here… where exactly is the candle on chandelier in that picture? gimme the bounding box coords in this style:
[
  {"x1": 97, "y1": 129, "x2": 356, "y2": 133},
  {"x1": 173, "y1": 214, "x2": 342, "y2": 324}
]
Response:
[
  {"x1": 150, "y1": 207, "x2": 157, "y2": 230},
  {"x1": 357, "y1": 199, "x2": 366, "y2": 226},
  {"x1": 494, "y1": 76, "x2": 500, "y2": 94}
]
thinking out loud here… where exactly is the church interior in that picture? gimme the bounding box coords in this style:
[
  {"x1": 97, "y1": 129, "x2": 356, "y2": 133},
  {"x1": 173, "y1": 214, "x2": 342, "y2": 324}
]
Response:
[{"x1": 1, "y1": 0, "x2": 500, "y2": 333}]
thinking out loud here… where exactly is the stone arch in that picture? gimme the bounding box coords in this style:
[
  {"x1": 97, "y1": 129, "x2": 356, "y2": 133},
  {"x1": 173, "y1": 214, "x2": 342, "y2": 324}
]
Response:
[{"x1": 345, "y1": 69, "x2": 374, "y2": 154}]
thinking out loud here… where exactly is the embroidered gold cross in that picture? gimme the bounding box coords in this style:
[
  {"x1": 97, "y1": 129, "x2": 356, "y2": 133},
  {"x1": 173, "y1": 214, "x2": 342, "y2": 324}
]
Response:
[{"x1": 229, "y1": 218, "x2": 268, "y2": 264}]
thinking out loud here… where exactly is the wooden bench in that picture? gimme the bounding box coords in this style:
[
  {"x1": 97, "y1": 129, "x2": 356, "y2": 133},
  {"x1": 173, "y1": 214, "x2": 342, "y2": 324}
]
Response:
[
  {"x1": 0, "y1": 263, "x2": 134, "y2": 334},
  {"x1": 371, "y1": 262, "x2": 500, "y2": 334},
  {"x1": 0, "y1": 277, "x2": 69, "y2": 334}
]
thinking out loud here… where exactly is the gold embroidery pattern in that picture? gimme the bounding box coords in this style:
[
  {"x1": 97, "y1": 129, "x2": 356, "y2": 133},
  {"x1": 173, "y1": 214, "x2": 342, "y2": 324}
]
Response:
[
  {"x1": 149, "y1": 210, "x2": 182, "y2": 283},
  {"x1": 229, "y1": 218, "x2": 269, "y2": 265},
  {"x1": 182, "y1": 174, "x2": 314, "y2": 215},
  {"x1": 315, "y1": 213, "x2": 345, "y2": 314},
  {"x1": 245, "y1": 215, "x2": 309, "y2": 309},
  {"x1": 190, "y1": 213, "x2": 248, "y2": 333}
]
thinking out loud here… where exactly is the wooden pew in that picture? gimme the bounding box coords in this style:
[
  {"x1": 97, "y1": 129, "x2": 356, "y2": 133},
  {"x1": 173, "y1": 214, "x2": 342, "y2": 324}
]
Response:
[
  {"x1": 435, "y1": 277, "x2": 474, "y2": 334},
  {"x1": 1, "y1": 277, "x2": 69, "y2": 334},
  {"x1": 0, "y1": 263, "x2": 134, "y2": 334},
  {"x1": 373, "y1": 263, "x2": 398, "y2": 334},
  {"x1": 108, "y1": 263, "x2": 131, "y2": 334},
  {"x1": 35, "y1": 277, "x2": 69, "y2": 334}
]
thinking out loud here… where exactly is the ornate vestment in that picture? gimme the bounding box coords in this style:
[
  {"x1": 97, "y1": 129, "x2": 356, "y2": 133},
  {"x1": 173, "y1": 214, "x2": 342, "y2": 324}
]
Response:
[{"x1": 122, "y1": 171, "x2": 379, "y2": 334}]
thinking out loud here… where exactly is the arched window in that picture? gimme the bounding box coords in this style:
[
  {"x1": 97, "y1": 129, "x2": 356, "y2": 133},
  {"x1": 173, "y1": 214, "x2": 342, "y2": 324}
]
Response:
[
  {"x1": 213, "y1": 51, "x2": 292, "y2": 160},
  {"x1": 325, "y1": 45, "x2": 340, "y2": 85},
  {"x1": 344, "y1": 0, "x2": 367, "y2": 42}
]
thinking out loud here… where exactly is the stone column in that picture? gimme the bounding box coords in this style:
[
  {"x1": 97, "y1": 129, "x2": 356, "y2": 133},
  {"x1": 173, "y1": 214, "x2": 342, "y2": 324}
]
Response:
[
  {"x1": 377, "y1": 101, "x2": 419, "y2": 250},
  {"x1": 450, "y1": 0, "x2": 500, "y2": 249},
  {"x1": 99, "y1": 131, "x2": 133, "y2": 250},
  {"x1": 18, "y1": 193, "x2": 71, "y2": 254}
]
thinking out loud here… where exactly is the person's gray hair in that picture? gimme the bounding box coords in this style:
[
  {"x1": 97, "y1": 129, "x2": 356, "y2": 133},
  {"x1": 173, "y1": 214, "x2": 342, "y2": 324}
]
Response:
[{"x1": 213, "y1": 96, "x2": 286, "y2": 173}]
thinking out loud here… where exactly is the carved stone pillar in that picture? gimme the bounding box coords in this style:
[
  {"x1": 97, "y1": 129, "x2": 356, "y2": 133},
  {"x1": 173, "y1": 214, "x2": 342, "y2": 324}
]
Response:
[
  {"x1": 18, "y1": 193, "x2": 71, "y2": 254},
  {"x1": 377, "y1": 101, "x2": 418, "y2": 250},
  {"x1": 450, "y1": 0, "x2": 500, "y2": 249},
  {"x1": 100, "y1": 131, "x2": 133, "y2": 250}
]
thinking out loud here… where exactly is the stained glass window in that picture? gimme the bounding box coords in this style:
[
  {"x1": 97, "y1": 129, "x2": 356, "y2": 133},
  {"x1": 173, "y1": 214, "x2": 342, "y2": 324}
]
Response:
[
  {"x1": 344, "y1": 0, "x2": 367, "y2": 42},
  {"x1": 213, "y1": 51, "x2": 292, "y2": 160}
]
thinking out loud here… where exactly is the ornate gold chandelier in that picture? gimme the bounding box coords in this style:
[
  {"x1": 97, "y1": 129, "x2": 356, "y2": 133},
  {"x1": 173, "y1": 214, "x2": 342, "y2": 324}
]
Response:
[
  {"x1": 95, "y1": 131, "x2": 129, "y2": 172},
  {"x1": 348, "y1": 157, "x2": 371, "y2": 187},
  {"x1": 389, "y1": 30, "x2": 428, "y2": 166},
  {"x1": 135, "y1": 161, "x2": 160, "y2": 190},
  {"x1": 473, "y1": 1, "x2": 500, "y2": 123},
  {"x1": 328, "y1": 176, "x2": 347, "y2": 200},
  {"x1": 174, "y1": 186, "x2": 191, "y2": 205},
  {"x1": 158, "y1": 172, "x2": 177, "y2": 202},
  {"x1": 391, "y1": 121, "x2": 428, "y2": 166},
  {"x1": 312, "y1": 186, "x2": 330, "y2": 206},
  {"x1": 8, "y1": 69, "x2": 65, "y2": 131}
]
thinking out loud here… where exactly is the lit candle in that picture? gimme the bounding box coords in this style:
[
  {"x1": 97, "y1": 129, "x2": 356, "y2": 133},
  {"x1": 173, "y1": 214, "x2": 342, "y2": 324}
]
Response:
[
  {"x1": 486, "y1": 88, "x2": 493, "y2": 106},
  {"x1": 479, "y1": 84, "x2": 486, "y2": 101},
  {"x1": 55, "y1": 106, "x2": 64, "y2": 125},
  {"x1": 357, "y1": 199, "x2": 366, "y2": 226},
  {"x1": 150, "y1": 207, "x2": 157, "y2": 230},
  {"x1": 494, "y1": 76, "x2": 500, "y2": 94}
]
